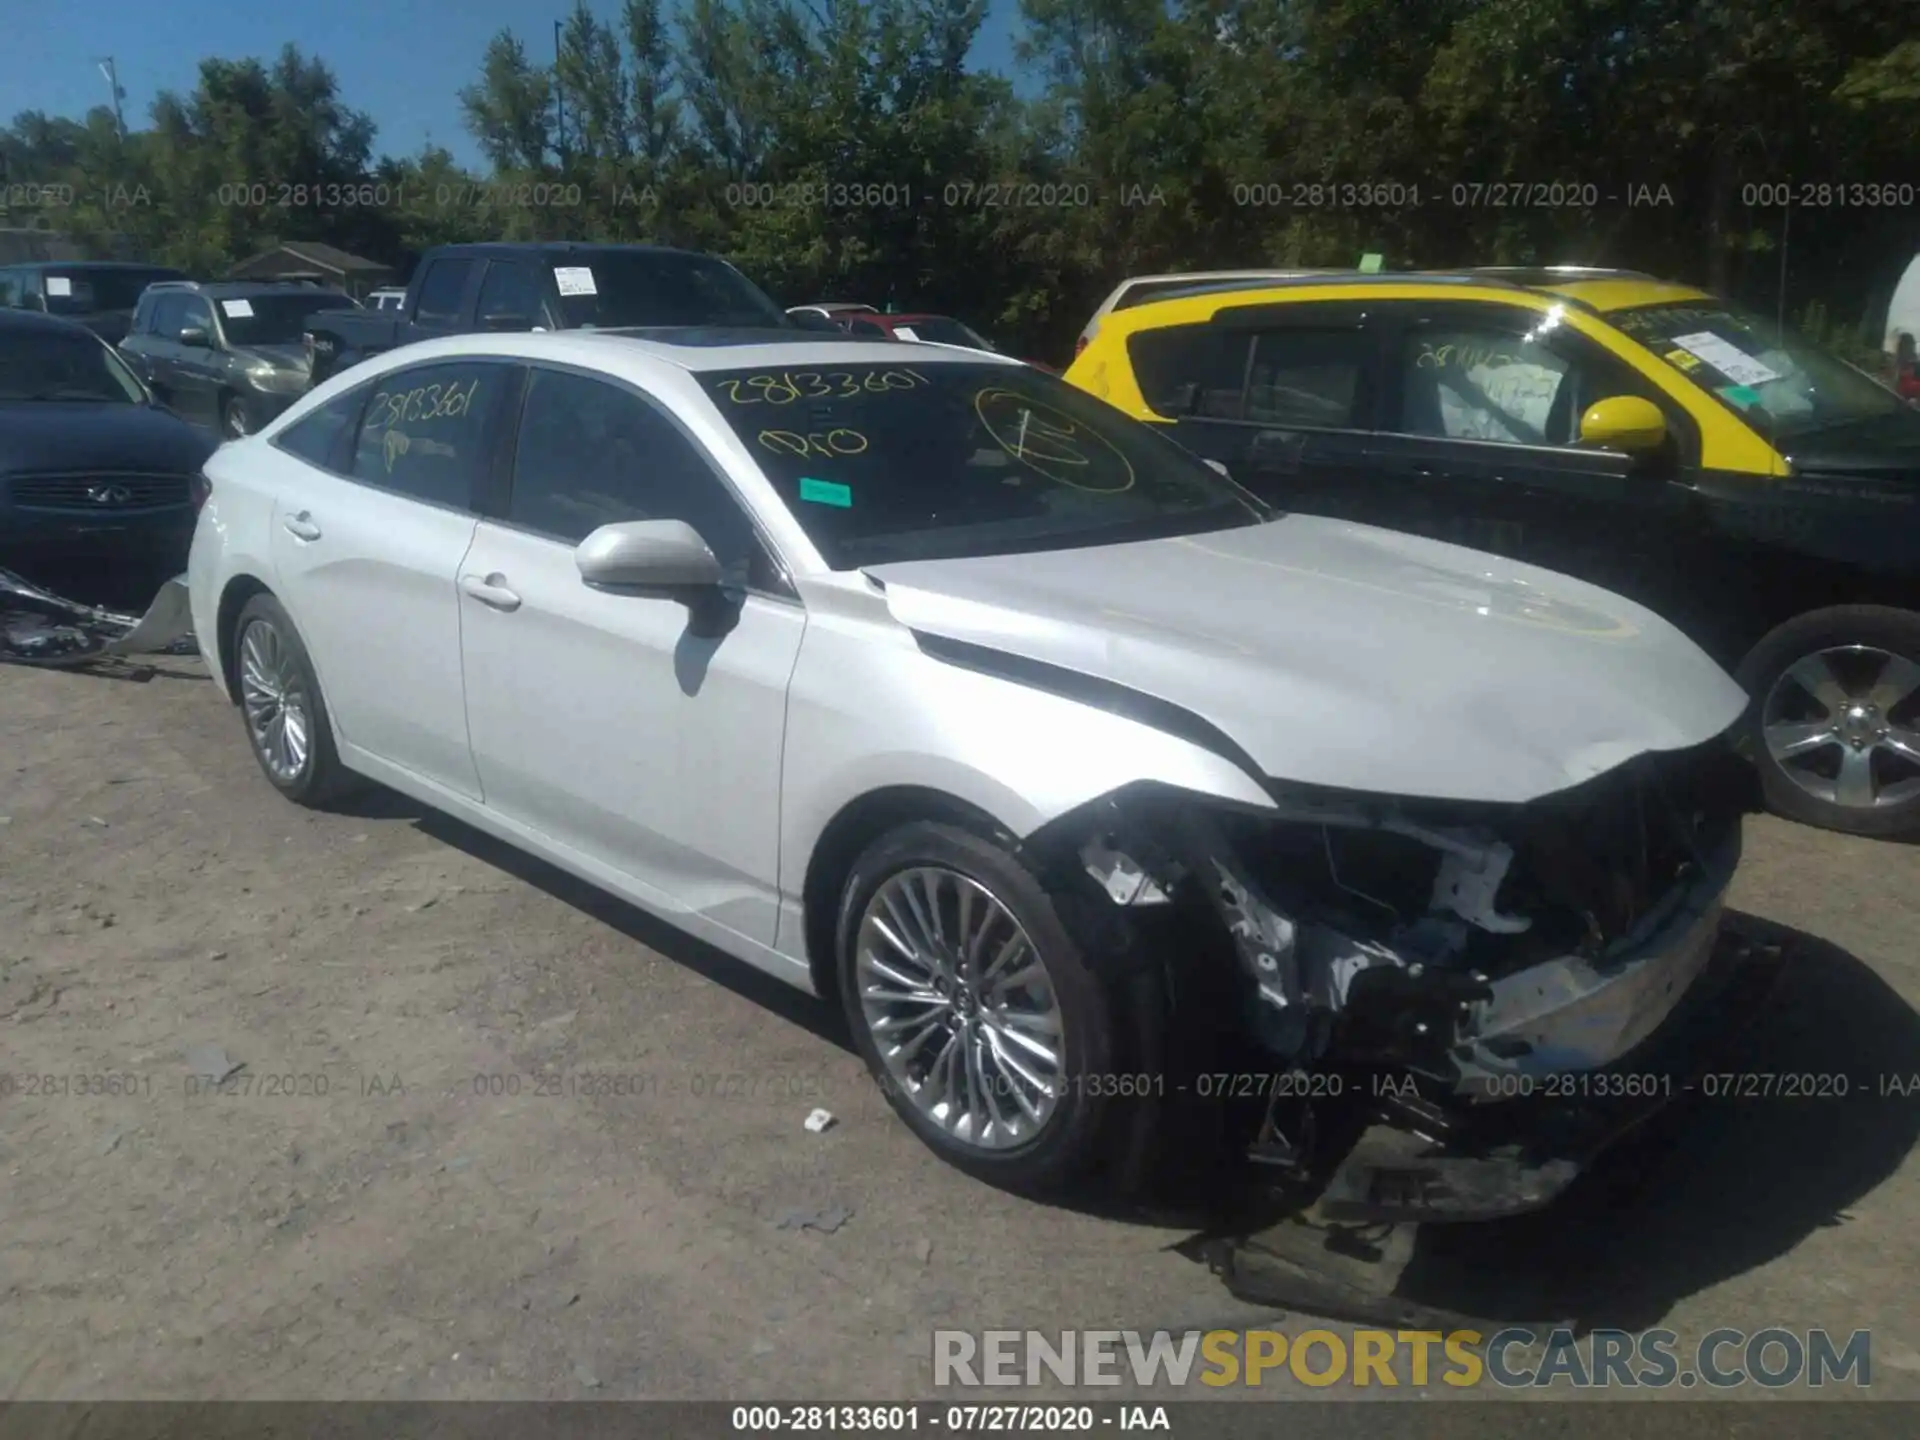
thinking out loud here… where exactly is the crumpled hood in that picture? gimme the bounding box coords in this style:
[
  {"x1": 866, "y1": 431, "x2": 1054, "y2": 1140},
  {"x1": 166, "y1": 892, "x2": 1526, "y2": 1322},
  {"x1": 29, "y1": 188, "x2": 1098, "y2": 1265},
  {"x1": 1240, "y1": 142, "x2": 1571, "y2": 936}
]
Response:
[{"x1": 864, "y1": 515, "x2": 1749, "y2": 804}]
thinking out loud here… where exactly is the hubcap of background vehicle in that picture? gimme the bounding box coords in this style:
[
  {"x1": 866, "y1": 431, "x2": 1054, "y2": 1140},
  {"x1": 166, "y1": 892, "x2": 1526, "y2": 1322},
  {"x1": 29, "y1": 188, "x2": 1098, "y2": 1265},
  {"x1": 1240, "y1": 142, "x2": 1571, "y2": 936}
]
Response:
[
  {"x1": 855, "y1": 866, "x2": 1065, "y2": 1152},
  {"x1": 1762, "y1": 644, "x2": 1920, "y2": 809},
  {"x1": 225, "y1": 403, "x2": 248, "y2": 438},
  {"x1": 238, "y1": 618, "x2": 311, "y2": 783}
]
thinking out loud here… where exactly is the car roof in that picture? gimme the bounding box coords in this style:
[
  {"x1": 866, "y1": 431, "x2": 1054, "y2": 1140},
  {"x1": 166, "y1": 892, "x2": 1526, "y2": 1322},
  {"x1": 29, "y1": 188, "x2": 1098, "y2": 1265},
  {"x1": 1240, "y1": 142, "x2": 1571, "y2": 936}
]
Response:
[
  {"x1": 430, "y1": 242, "x2": 717, "y2": 262},
  {"x1": 144, "y1": 279, "x2": 349, "y2": 299},
  {"x1": 2, "y1": 260, "x2": 186, "y2": 274},
  {"x1": 0, "y1": 307, "x2": 106, "y2": 336},
  {"x1": 1103, "y1": 267, "x2": 1715, "y2": 333},
  {"x1": 339, "y1": 327, "x2": 1024, "y2": 377}
]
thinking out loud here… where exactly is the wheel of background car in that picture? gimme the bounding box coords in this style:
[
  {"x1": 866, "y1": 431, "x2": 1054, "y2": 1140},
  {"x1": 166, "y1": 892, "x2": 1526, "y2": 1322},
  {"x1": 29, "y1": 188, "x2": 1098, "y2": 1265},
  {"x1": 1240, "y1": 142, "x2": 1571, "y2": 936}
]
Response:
[
  {"x1": 232, "y1": 593, "x2": 359, "y2": 807},
  {"x1": 834, "y1": 820, "x2": 1129, "y2": 1194},
  {"x1": 222, "y1": 395, "x2": 249, "y2": 439},
  {"x1": 1736, "y1": 605, "x2": 1920, "y2": 838}
]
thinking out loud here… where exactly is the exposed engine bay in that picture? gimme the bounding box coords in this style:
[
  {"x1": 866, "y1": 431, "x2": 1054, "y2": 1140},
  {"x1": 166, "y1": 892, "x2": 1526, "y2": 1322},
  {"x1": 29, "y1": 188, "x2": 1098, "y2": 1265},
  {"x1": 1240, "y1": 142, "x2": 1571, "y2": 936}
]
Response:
[
  {"x1": 0, "y1": 567, "x2": 197, "y2": 668},
  {"x1": 1021, "y1": 734, "x2": 1781, "y2": 1223}
]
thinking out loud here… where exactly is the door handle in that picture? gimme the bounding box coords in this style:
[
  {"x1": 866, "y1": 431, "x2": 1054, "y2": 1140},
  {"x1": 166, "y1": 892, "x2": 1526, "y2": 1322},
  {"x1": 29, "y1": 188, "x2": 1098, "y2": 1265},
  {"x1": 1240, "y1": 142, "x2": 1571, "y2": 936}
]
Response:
[
  {"x1": 282, "y1": 512, "x2": 321, "y2": 541},
  {"x1": 460, "y1": 573, "x2": 522, "y2": 612}
]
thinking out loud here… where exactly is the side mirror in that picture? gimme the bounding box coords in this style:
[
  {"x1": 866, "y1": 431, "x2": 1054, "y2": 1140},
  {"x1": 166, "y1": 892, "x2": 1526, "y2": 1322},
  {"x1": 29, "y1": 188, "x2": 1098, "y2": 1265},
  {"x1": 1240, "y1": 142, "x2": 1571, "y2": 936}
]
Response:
[
  {"x1": 1578, "y1": 395, "x2": 1667, "y2": 457},
  {"x1": 178, "y1": 326, "x2": 210, "y2": 347},
  {"x1": 576, "y1": 519, "x2": 724, "y2": 591}
]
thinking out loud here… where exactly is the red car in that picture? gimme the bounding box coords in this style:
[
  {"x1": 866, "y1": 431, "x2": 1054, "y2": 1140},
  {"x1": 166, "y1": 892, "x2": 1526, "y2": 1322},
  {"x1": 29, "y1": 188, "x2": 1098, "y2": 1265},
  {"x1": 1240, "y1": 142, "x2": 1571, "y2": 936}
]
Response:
[{"x1": 788, "y1": 305, "x2": 1057, "y2": 372}]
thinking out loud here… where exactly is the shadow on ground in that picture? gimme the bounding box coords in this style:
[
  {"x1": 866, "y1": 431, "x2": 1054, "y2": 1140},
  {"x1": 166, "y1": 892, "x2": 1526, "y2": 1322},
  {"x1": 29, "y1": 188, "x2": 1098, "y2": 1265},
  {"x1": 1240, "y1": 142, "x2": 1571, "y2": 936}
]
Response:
[
  {"x1": 1189, "y1": 912, "x2": 1920, "y2": 1331},
  {"x1": 355, "y1": 790, "x2": 1920, "y2": 1332}
]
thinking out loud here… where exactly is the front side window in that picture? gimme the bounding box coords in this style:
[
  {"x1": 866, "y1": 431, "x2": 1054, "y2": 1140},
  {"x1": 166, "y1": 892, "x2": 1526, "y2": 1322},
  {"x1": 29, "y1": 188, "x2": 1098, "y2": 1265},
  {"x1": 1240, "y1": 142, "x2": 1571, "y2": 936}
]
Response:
[
  {"x1": 0, "y1": 327, "x2": 147, "y2": 404},
  {"x1": 696, "y1": 360, "x2": 1269, "y2": 568},
  {"x1": 414, "y1": 260, "x2": 476, "y2": 325},
  {"x1": 476, "y1": 264, "x2": 546, "y2": 328},
  {"x1": 507, "y1": 367, "x2": 765, "y2": 583},
  {"x1": 349, "y1": 360, "x2": 500, "y2": 509},
  {"x1": 179, "y1": 296, "x2": 214, "y2": 338},
  {"x1": 1398, "y1": 327, "x2": 1572, "y2": 444},
  {"x1": 216, "y1": 293, "x2": 356, "y2": 346},
  {"x1": 1609, "y1": 300, "x2": 1905, "y2": 440}
]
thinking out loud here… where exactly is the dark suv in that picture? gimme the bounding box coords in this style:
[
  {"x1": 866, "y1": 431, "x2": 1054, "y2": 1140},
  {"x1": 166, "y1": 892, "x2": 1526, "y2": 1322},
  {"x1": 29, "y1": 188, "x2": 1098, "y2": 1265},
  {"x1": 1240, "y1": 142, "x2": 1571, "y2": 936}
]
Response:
[
  {"x1": 0, "y1": 261, "x2": 190, "y2": 345},
  {"x1": 119, "y1": 281, "x2": 359, "y2": 438}
]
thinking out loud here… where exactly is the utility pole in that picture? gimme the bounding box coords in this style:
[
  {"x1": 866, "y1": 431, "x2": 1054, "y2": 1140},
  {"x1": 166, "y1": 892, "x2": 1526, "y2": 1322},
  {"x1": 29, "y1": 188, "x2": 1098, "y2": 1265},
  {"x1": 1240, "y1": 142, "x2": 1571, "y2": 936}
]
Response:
[
  {"x1": 553, "y1": 20, "x2": 567, "y2": 164},
  {"x1": 96, "y1": 57, "x2": 126, "y2": 139}
]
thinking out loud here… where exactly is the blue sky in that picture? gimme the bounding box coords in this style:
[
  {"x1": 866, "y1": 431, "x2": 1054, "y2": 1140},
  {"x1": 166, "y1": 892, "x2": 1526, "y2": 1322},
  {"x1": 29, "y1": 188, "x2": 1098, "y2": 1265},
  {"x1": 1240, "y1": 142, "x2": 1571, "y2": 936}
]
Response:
[{"x1": 6, "y1": 1, "x2": 1031, "y2": 170}]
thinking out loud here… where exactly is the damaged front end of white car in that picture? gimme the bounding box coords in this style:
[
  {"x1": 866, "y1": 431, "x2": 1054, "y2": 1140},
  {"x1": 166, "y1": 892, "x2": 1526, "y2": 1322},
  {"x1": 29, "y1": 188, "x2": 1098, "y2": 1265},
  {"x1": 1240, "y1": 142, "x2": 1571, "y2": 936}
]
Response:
[{"x1": 1013, "y1": 736, "x2": 1784, "y2": 1224}]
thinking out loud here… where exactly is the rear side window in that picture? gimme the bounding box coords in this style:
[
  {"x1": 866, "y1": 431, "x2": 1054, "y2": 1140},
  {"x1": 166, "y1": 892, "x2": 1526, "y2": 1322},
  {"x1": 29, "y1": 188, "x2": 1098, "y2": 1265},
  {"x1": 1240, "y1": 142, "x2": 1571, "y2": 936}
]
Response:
[
  {"x1": 414, "y1": 260, "x2": 475, "y2": 325},
  {"x1": 1127, "y1": 325, "x2": 1252, "y2": 418},
  {"x1": 1244, "y1": 329, "x2": 1370, "y2": 427},
  {"x1": 273, "y1": 388, "x2": 367, "y2": 472},
  {"x1": 349, "y1": 360, "x2": 502, "y2": 509}
]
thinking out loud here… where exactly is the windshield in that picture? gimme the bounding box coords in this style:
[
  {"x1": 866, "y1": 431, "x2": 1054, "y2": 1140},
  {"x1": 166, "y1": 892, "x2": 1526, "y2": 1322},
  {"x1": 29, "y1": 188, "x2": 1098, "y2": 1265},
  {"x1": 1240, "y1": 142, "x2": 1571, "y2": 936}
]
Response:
[
  {"x1": 0, "y1": 327, "x2": 147, "y2": 403},
  {"x1": 1610, "y1": 300, "x2": 1906, "y2": 439},
  {"x1": 216, "y1": 293, "x2": 356, "y2": 346},
  {"x1": 895, "y1": 317, "x2": 993, "y2": 351},
  {"x1": 42, "y1": 268, "x2": 184, "y2": 315},
  {"x1": 698, "y1": 360, "x2": 1269, "y2": 567},
  {"x1": 549, "y1": 253, "x2": 788, "y2": 329}
]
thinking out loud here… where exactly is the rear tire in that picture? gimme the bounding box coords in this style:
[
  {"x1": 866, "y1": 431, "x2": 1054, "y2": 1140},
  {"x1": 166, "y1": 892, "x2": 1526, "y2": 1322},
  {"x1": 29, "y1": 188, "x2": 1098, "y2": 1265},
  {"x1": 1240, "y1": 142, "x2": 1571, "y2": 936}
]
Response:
[
  {"x1": 835, "y1": 820, "x2": 1150, "y2": 1195},
  {"x1": 232, "y1": 593, "x2": 358, "y2": 807},
  {"x1": 1735, "y1": 605, "x2": 1920, "y2": 838}
]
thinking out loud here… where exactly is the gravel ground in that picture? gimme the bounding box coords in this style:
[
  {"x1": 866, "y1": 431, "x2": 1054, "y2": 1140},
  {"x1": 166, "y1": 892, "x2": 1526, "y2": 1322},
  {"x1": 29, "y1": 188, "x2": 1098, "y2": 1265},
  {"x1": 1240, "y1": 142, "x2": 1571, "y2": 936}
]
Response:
[{"x1": 1, "y1": 653, "x2": 1917, "y2": 1405}]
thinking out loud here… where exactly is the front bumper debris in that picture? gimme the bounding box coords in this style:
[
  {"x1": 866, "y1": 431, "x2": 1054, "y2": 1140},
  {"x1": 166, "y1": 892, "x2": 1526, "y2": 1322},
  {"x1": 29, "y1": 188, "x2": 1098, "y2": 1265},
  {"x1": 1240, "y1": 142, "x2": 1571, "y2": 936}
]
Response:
[
  {"x1": 1315, "y1": 921, "x2": 1789, "y2": 1224},
  {"x1": 0, "y1": 567, "x2": 197, "y2": 668}
]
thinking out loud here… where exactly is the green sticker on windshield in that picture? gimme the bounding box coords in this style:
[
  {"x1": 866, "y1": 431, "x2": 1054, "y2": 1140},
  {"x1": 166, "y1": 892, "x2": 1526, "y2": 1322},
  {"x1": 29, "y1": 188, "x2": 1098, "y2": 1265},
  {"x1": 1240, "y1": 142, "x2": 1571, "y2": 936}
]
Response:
[
  {"x1": 1719, "y1": 384, "x2": 1762, "y2": 409},
  {"x1": 798, "y1": 476, "x2": 852, "y2": 508}
]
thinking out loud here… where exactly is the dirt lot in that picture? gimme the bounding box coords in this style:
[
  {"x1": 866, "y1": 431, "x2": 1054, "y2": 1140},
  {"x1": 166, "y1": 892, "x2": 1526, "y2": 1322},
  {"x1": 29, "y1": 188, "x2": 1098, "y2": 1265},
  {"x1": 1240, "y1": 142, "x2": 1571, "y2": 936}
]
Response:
[{"x1": 2, "y1": 652, "x2": 1919, "y2": 1403}]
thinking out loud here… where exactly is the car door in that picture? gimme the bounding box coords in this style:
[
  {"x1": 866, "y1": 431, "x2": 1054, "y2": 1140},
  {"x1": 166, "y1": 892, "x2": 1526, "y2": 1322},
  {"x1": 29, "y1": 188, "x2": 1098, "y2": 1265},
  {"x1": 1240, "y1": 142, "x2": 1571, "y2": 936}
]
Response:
[
  {"x1": 169, "y1": 294, "x2": 223, "y2": 427},
  {"x1": 268, "y1": 358, "x2": 518, "y2": 799},
  {"x1": 457, "y1": 364, "x2": 807, "y2": 945},
  {"x1": 1367, "y1": 301, "x2": 1729, "y2": 632},
  {"x1": 136, "y1": 294, "x2": 188, "y2": 404},
  {"x1": 1121, "y1": 303, "x2": 1384, "y2": 518}
]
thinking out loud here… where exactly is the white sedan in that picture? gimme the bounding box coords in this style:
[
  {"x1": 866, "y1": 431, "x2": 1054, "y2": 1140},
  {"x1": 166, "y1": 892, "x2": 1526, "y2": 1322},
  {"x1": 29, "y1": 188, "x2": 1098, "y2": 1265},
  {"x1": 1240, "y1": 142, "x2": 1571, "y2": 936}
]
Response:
[{"x1": 187, "y1": 328, "x2": 1767, "y2": 1205}]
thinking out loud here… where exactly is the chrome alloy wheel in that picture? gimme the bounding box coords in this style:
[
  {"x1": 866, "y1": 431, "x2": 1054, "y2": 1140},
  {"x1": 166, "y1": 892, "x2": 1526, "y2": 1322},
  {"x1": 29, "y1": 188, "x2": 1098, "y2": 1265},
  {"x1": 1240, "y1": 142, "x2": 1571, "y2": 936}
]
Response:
[
  {"x1": 855, "y1": 866, "x2": 1066, "y2": 1151},
  {"x1": 1763, "y1": 644, "x2": 1920, "y2": 810},
  {"x1": 238, "y1": 617, "x2": 312, "y2": 783},
  {"x1": 223, "y1": 401, "x2": 250, "y2": 438}
]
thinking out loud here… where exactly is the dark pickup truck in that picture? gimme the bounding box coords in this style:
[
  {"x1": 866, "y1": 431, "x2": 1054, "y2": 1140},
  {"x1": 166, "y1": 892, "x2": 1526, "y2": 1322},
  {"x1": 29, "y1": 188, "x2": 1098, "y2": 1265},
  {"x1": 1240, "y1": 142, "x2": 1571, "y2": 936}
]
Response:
[{"x1": 304, "y1": 242, "x2": 795, "y2": 385}]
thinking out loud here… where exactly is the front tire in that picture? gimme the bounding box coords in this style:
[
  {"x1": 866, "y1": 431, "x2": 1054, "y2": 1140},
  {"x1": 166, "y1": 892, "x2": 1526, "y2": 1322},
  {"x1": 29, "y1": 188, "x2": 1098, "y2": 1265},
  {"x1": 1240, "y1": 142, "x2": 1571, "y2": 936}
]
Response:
[
  {"x1": 835, "y1": 821, "x2": 1136, "y2": 1194},
  {"x1": 232, "y1": 593, "x2": 357, "y2": 807},
  {"x1": 1736, "y1": 605, "x2": 1920, "y2": 838}
]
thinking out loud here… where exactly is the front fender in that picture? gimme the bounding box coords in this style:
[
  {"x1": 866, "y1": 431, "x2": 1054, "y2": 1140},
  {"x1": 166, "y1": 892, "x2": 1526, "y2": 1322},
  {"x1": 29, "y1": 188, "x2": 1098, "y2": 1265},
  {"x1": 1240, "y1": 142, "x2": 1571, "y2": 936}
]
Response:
[{"x1": 779, "y1": 622, "x2": 1275, "y2": 901}]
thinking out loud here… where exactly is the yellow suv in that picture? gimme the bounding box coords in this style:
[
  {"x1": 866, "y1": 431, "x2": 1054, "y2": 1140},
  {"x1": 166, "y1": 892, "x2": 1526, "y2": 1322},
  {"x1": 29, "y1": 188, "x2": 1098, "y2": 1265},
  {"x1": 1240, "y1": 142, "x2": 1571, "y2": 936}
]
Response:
[{"x1": 1065, "y1": 266, "x2": 1920, "y2": 837}]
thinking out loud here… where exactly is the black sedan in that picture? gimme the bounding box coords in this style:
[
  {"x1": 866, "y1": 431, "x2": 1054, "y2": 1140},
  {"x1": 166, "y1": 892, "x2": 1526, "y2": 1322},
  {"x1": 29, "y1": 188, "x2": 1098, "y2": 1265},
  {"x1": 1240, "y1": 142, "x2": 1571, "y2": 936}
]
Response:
[{"x1": 0, "y1": 310, "x2": 217, "y2": 600}]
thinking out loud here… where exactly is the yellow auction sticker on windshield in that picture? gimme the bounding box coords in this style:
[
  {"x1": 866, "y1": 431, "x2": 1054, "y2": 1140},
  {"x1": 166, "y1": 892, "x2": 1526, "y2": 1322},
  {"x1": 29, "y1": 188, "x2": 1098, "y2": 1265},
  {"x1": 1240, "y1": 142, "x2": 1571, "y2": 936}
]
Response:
[{"x1": 1663, "y1": 348, "x2": 1702, "y2": 372}]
